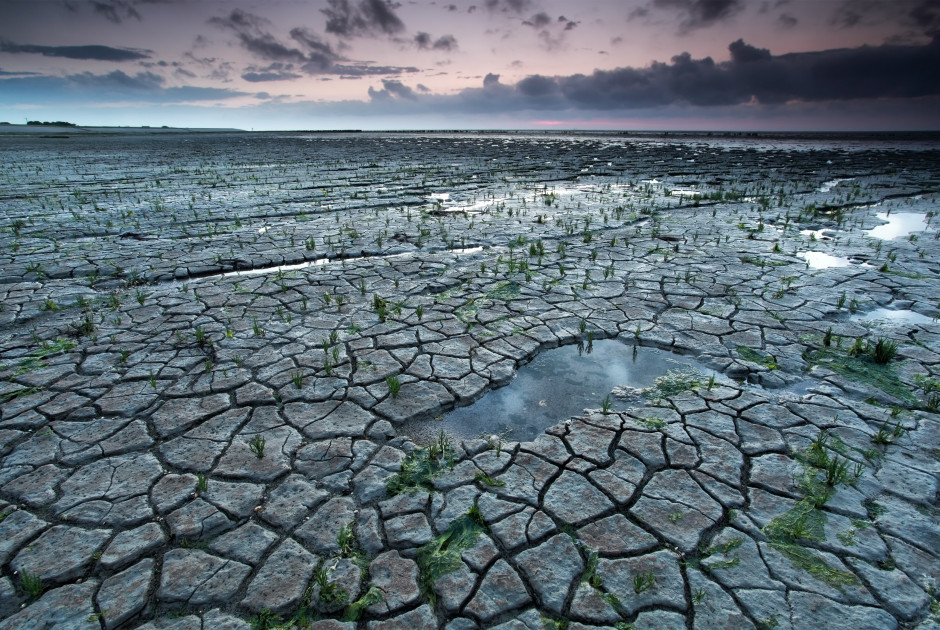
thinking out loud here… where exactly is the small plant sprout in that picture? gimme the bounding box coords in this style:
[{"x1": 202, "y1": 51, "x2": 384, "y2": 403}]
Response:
[
  {"x1": 19, "y1": 569, "x2": 43, "y2": 599},
  {"x1": 601, "y1": 394, "x2": 613, "y2": 415},
  {"x1": 871, "y1": 338, "x2": 898, "y2": 364},
  {"x1": 292, "y1": 371, "x2": 304, "y2": 388},
  {"x1": 633, "y1": 569, "x2": 656, "y2": 594},
  {"x1": 248, "y1": 435, "x2": 266, "y2": 459},
  {"x1": 474, "y1": 472, "x2": 505, "y2": 487},
  {"x1": 337, "y1": 522, "x2": 356, "y2": 556},
  {"x1": 386, "y1": 374, "x2": 401, "y2": 398},
  {"x1": 824, "y1": 455, "x2": 851, "y2": 487},
  {"x1": 707, "y1": 374, "x2": 716, "y2": 390},
  {"x1": 196, "y1": 474, "x2": 208, "y2": 493}
]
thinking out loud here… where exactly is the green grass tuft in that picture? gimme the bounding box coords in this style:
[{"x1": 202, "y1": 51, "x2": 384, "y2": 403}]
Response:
[{"x1": 416, "y1": 511, "x2": 486, "y2": 604}]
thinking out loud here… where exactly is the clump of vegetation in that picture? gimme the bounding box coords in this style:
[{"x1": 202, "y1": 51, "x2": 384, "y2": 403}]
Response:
[
  {"x1": 386, "y1": 430, "x2": 454, "y2": 495},
  {"x1": 342, "y1": 586, "x2": 383, "y2": 622},
  {"x1": 736, "y1": 346, "x2": 778, "y2": 370},
  {"x1": 19, "y1": 568, "x2": 43, "y2": 599},
  {"x1": 804, "y1": 342, "x2": 916, "y2": 406},
  {"x1": 247, "y1": 435, "x2": 266, "y2": 459},
  {"x1": 416, "y1": 506, "x2": 486, "y2": 604},
  {"x1": 643, "y1": 366, "x2": 704, "y2": 404},
  {"x1": 386, "y1": 374, "x2": 401, "y2": 398},
  {"x1": 871, "y1": 338, "x2": 898, "y2": 364},
  {"x1": 632, "y1": 569, "x2": 656, "y2": 594}
]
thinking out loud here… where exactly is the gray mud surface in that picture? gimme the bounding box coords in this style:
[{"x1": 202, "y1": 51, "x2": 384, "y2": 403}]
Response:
[{"x1": 1, "y1": 131, "x2": 939, "y2": 629}]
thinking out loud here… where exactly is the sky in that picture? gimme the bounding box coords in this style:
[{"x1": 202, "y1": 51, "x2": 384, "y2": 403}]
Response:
[{"x1": 1, "y1": 0, "x2": 939, "y2": 130}]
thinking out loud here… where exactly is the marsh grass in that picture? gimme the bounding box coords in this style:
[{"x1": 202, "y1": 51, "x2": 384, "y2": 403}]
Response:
[
  {"x1": 248, "y1": 435, "x2": 266, "y2": 459},
  {"x1": 386, "y1": 431, "x2": 455, "y2": 495},
  {"x1": 804, "y1": 346, "x2": 916, "y2": 404},
  {"x1": 386, "y1": 374, "x2": 401, "y2": 398},
  {"x1": 643, "y1": 366, "x2": 704, "y2": 404},
  {"x1": 871, "y1": 338, "x2": 898, "y2": 364},
  {"x1": 632, "y1": 569, "x2": 655, "y2": 594},
  {"x1": 416, "y1": 508, "x2": 486, "y2": 604},
  {"x1": 19, "y1": 569, "x2": 43, "y2": 599}
]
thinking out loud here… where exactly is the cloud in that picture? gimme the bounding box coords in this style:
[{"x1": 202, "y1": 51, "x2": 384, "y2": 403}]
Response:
[
  {"x1": 0, "y1": 40, "x2": 151, "y2": 61},
  {"x1": 346, "y1": 37, "x2": 940, "y2": 117},
  {"x1": 563, "y1": 38, "x2": 940, "y2": 107},
  {"x1": 0, "y1": 70, "x2": 248, "y2": 105},
  {"x1": 322, "y1": 0, "x2": 405, "y2": 38},
  {"x1": 368, "y1": 78, "x2": 418, "y2": 100},
  {"x1": 483, "y1": 0, "x2": 532, "y2": 13},
  {"x1": 209, "y1": 10, "x2": 307, "y2": 63},
  {"x1": 0, "y1": 67, "x2": 40, "y2": 77},
  {"x1": 90, "y1": 0, "x2": 141, "y2": 23},
  {"x1": 523, "y1": 12, "x2": 552, "y2": 28},
  {"x1": 910, "y1": 0, "x2": 940, "y2": 34},
  {"x1": 68, "y1": 69, "x2": 164, "y2": 89},
  {"x1": 64, "y1": 0, "x2": 185, "y2": 23},
  {"x1": 242, "y1": 70, "x2": 303, "y2": 82},
  {"x1": 520, "y1": 12, "x2": 578, "y2": 50},
  {"x1": 778, "y1": 13, "x2": 797, "y2": 28},
  {"x1": 414, "y1": 32, "x2": 458, "y2": 51},
  {"x1": 649, "y1": 0, "x2": 744, "y2": 33},
  {"x1": 207, "y1": 9, "x2": 414, "y2": 77},
  {"x1": 829, "y1": 0, "x2": 940, "y2": 36}
]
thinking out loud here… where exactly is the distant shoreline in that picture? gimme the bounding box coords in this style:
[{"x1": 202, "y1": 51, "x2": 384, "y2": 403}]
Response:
[{"x1": 1, "y1": 124, "x2": 939, "y2": 143}]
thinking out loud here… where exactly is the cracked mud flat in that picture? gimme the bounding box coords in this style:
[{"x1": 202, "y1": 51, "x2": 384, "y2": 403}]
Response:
[{"x1": 1, "y1": 131, "x2": 939, "y2": 630}]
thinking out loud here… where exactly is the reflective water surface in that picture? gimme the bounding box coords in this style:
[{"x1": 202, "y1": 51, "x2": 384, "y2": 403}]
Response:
[{"x1": 404, "y1": 339, "x2": 712, "y2": 443}]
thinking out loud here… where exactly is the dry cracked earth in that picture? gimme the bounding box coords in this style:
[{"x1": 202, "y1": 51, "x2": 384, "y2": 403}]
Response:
[{"x1": 0, "y1": 131, "x2": 939, "y2": 630}]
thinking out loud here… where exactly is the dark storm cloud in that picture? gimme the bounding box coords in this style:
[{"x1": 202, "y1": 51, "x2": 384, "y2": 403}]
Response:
[
  {"x1": 63, "y1": 0, "x2": 185, "y2": 23},
  {"x1": 367, "y1": 37, "x2": 940, "y2": 116},
  {"x1": 414, "y1": 32, "x2": 458, "y2": 51},
  {"x1": 778, "y1": 13, "x2": 797, "y2": 28},
  {"x1": 830, "y1": 0, "x2": 940, "y2": 35},
  {"x1": 368, "y1": 78, "x2": 417, "y2": 99},
  {"x1": 207, "y1": 8, "x2": 414, "y2": 76},
  {"x1": 910, "y1": 0, "x2": 940, "y2": 34},
  {"x1": 643, "y1": 0, "x2": 744, "y2": 33},
  {"x1": 90, "y1": 0, "x2": 141, "y2": 23},
  {"x1": 557, "y1": 38, "x2": 940, "y2": 108},
  {"x1": 483, "y1": 0, "x2": 532, "y2": 13},
  {"x1": 523, "y1": 12, "x2": 552, "y2": 28},
  {"x1": 322, "y1": 0, "x2": 406, "y2": 38},
  {"x1": 0, "y1": 40, "x2": 151, "y2": 61},
  {"x1": 208, "y1": 10, "x2": 307, "y2": 63}
]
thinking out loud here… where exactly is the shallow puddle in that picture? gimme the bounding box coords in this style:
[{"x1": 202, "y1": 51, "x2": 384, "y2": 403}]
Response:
[
  {"x1": 214, "y1": 247, "x2": 485, "y2": 279},
  {"x1": 852, "y1": 307, "x2": 935, "y2": 326},
  {"x1": 404, "y1": 340, "x2": 712, "y2": 443},
  {"x1": 865, "y1": 212, "x2": 928, "y2": 240},
  {"x1": 798, "y1": 251, "x2": 852, "y2": 269}
]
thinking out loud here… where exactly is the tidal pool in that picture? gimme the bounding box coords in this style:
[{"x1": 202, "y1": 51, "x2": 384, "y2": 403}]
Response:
[
  {"x1": 403, "y1": 339, "x2": 712, "y2": 443},
  {"x1": 865, "y1": 212, "x2": 929, "y2": 240},
  {"x1": 798, "y1": 251, "x2": 852, "y2": 269},
  {"x1": 853, "y1": 307, "x2": 935, "y2": 326}
]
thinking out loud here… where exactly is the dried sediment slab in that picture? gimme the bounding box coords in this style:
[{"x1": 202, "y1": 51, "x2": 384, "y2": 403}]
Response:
[{"x1": 0, "y1": 132, "x2": 939, "y2": 629}]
